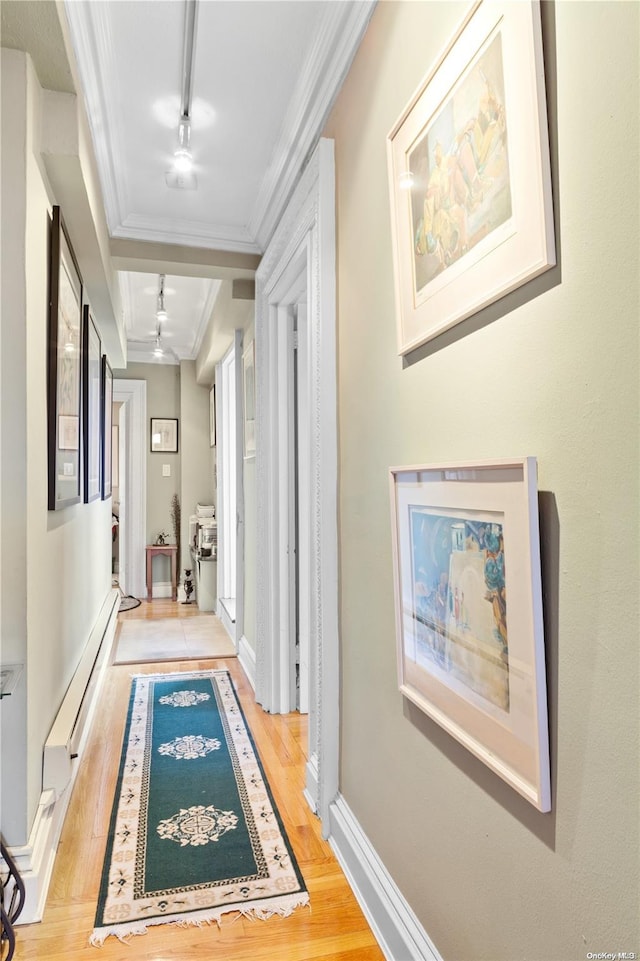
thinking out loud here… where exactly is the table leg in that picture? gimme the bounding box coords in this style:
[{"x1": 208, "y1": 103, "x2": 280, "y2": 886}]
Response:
[{"x1": 146, "y1": 550, "x2": 152, "y2": 601}]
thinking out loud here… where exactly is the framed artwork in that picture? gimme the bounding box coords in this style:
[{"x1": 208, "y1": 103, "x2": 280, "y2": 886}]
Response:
[
  {"x1": 150, "y1": 418, "x2": 178, "y2": 453},
  {"x1": 389, "y1": 457, "x2": 550, "y2": 811},
  {"x1": 47, "y1": 206, "x2": 83, "y2": 510},
  {"x1": 243, "y1": 340, "x2": 256, "y2": 459},
  {"x1": 387, "y1": 0, "x2": 555, "y2": 354},
  {"x1": 83, "y1": 307, "x2": 102, "y2": 502},
  {"x1": 209, "y1": 385, "x2": 216, "y2": 447},
  {"x1": 101, "y1": 356, "x2": 113, "y2": 500}
]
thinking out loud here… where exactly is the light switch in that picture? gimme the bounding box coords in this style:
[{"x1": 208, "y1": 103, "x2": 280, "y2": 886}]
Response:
[{"x1": 162, "y1": 464, "x2": 171, "y2": 477}]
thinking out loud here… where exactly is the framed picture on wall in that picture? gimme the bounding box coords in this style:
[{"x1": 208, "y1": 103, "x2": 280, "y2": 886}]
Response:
[
  {"x1": 243, "y1": 340, "x2": 256, "y2": 459},
  {"x1": 150, "y1": 417, "x2": 179, "y2": 453},
  {"x1": 101, "y1": 355, "x2": 113, "y2": 500},
  {"x1": 47, "y1": 205, "x2": 83, "y2": 510},
  {"x1": 387, "y1": 0, "x2": 555, "y2": 354},
  {"x1": 389, "y1": 457, "x2": 550, "y2": 811},
  {"x1": 83, "y1": 307, "x2": 102, "y2": 502},
  {"x1": 209, "y1": 386, "x2": 216, "y2": 447}
]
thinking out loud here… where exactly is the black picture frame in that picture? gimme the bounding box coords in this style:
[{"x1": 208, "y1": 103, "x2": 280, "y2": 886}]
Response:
[
  {"x1": 83, "y1": 307, "x2": 102, "y2": 502},
  {"x1": 47, "y1": 206, "x2": 83, "y2": 510},
  {"x1": 150, "y1": 418, "x2": 179, "y2": 453},
  {"x1": 101, "y1": 355, "x2": 113, "y2": 500}
]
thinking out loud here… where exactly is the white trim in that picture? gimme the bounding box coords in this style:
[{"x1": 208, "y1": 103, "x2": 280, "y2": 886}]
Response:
[
  {"x1": 329, "y1": 795, "x2": 443, "y2": 961},
  {"x1": 255, "y1": 139, "x2": 338, "y2": 832},
  {"x1": 217, "y1": 600, "x2": 235, "y2": 643},
  {"x1": 12, "y1": 591, "x2": 119, "y2": 924},
  {"x1": 149, "y1": 580, "x2": 172, "y2": 599},
  {"x1": 113, "y1": 215, "x2": 260, "y2": 255},
  {"x1": 237, "y1": 635, "x2": 256, "y2": 691},
  {"x1": 251, "y1": 1, "x2": 376, "y2": 250},
  {"x1": 304, "y1": 753, "x2": 319, "y2": 815},
  {"x1": 62, "y1": 0, "x2": 127, "y2": 234},
  {"x1": 113, "y1": 379, "x2": 146, "y2": 600}
]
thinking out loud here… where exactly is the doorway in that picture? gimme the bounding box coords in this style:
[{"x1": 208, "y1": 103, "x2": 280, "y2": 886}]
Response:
[
  {"x1": 216, "y1": 342, "x2": 238, "y2": 639},
  {"x1": 255, "y1": 139, "x2": 338, "y2": 832},
  {"x1": 113, "y1": 379, "x2": 147, "y2": 600},
  {"x1": 111, "y1": 401, "x2": 124, "y2": 583}
]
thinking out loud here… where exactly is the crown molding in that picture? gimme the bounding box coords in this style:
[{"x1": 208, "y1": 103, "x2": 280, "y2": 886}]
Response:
[
  {"x1": 119, "y1": 271, "x2": 135, "y2": 337},
  {"x1": 113, "y1": 215, "x2": 261, "y2": 255},
  {"x1": 126, "y1": 345, "x2": 179, "y2": 366},
  {"x1": 62, "y1": 0, "x2": 127, "y2": 233},
  {"x1": 250, "y1": 0, "x2": 376, "y2": 251},
  {"x1": 191, "y1": 279, "x2": 223, "y2": 358}
]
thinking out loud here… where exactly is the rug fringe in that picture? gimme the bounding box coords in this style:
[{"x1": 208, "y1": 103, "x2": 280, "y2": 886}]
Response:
[{"x1": 90, "y1": 893, "x2": 310, "y2": 946}]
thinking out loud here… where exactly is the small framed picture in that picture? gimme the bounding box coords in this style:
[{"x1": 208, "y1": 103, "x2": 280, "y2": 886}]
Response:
[{"x1": 150, "y1": 418, "x2": 179, "y2": 453}]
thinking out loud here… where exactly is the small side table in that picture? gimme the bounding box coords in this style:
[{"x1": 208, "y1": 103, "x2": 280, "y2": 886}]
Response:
[{"x1": 145, "y1": 544, "x2": 178, "y2": 601}]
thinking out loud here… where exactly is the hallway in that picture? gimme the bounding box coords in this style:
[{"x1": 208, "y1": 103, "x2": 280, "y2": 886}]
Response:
[{"x1": 16, "y1": 602, "x2": 385, "y2": 961}]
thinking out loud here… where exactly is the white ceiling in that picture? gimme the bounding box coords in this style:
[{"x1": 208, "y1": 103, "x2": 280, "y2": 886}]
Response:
[{"x1": 56, "y1": 0, "x2": 374, "y2": 366}]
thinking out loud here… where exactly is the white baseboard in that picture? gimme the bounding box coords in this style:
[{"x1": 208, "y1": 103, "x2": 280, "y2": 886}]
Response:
[
  {"x1": 152, "y1": 580, "x2": 172, "y2": 599},
  {"x1": 11, "y1": 590, "x2": 119, "y2": 925},
  {"x1": 329, "y1": 795, "x2": 442, "y2": 961},
  {"x1": 217, "y1": 600, "x2": 236, "y2": 642},
  {"x1": 237, "y1": 634, "x2": 255, "y2": 690},
  {"x1": 304, "y1": 752, "x2": 319, "y2": 814},
  {"x1": 7, "y1": 789, "x2": 59, "y2": 925}
]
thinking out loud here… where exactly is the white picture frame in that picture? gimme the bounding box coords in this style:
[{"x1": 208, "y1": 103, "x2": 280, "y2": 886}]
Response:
[
  {"x1": 387, "y1": 0, "x2": 555, "y2": 354},
  {"x1": 389, "y1": 457, "x2": 550, "y2": 811}
]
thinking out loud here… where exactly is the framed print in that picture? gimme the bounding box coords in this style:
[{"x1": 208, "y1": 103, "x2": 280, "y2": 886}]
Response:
[
  {"x1": 150, "y1": 418, "x2": 178, "y2": 453},
  {"x1": 83, "y1": 307, "x2": 102, "y2": 502},
  {"x1": 47, "y1": 205, "x2": 83, "y2": 510},
  {"x1": 389, "y1": 457, "x2": 550, "y2": 811},
  {"x1": 209, "y1": 386, "x2": 216, "y2": 447},
  {"x1": 101, "y1": 356, "x2": 113, "y2": 500},
  {"x1": 387, "y1": 0, "x2": 555, "y2": 354},
  {"x1": 243, "y1": 340, "x2": 256, "y2": 459}
]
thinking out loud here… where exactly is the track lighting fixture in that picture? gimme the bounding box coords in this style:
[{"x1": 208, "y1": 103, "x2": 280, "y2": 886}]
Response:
[
  {"x1": 156, "y1": 274, "x2": 168, "y2": 323},
  {"x1": 174, "y1": 119, "x2": 193, "y2": 174},
  {"x1": 170, "y1": 1, "x2": 198, "y2": 179}
]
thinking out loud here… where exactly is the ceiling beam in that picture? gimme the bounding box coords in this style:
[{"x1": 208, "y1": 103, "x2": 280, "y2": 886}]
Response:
[{"x1": 110, "y1": 237, "x2": 260, "y2": 280}]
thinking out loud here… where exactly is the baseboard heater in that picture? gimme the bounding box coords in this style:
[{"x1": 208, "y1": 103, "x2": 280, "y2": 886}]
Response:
[{"x1": 43, "y1": 589, "x2": 119, "y2": 800}]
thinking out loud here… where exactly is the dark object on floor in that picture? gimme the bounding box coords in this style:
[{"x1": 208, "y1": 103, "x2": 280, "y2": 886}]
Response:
[
  {"x1": 119, "y1": 595, "x2": 141, "y2": 613},
  {"x1": 182, "y1": 569, "x2": 194, "y2": 604},
  {"x1": 1, "y1": 837, "x2": 26, "y2": 961}
]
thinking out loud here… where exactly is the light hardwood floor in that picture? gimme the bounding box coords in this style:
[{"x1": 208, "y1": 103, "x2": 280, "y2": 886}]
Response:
[{"x1": 16, "y1": 600, "x2": 385, "y2": 960}]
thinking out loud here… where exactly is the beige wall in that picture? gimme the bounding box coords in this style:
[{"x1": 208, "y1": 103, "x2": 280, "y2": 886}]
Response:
[
  {"x1": 325, "y1": 2, "x2": 639, "y2": 959},
  {"x1": 1, "y1": 50, "x2": 112, "y2": 843},
  {"x1": 180, "y1": 360, "x2": 215, "y2": 574}
]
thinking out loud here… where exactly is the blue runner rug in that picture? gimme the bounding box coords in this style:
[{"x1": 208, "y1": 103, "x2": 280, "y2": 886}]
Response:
[{"x1": 91, "y1": 669, "x2": 309, "y2": 944}]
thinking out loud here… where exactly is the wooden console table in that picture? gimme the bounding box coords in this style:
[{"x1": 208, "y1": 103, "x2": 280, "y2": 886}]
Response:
[{"x1": 145, "y1": 544, "x2": 178, "y2": 601}]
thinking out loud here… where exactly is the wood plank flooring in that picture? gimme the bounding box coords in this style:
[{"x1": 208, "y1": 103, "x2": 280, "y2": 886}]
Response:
[{"x1": 16, "y1": 601, "x2": 385, "y2": 960}]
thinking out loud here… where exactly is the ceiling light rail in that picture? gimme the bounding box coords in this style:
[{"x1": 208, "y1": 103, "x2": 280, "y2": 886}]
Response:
[{"x1": 169, "y1": 0, "x2": 199, "y2": 183}]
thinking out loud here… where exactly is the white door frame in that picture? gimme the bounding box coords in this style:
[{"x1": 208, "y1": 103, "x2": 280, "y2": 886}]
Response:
[
  {"x1": 255, "y1": 139, "x2": 338, "y2": 832},
  {"x1": 113, "y1": 379, "x2": 146, "y2": 600},
  {"x1": 215, "y1": 341, "x2": 242, "y2": 641}
]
